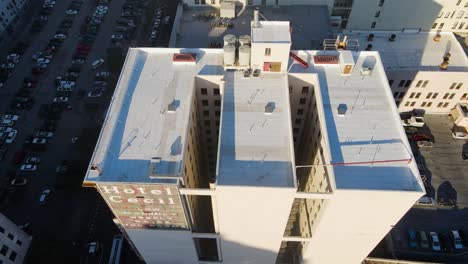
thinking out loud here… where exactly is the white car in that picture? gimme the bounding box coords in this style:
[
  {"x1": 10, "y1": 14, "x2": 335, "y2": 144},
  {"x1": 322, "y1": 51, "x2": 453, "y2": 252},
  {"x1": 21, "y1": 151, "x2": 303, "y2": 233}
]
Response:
[
  {"x1": 415, "y1": 196, "x2": 434, "y2": 206},
  {"x1": 5, "y1": 130, "x2": 17, "y2": 144},
  {"x1": 26, "y1": 156, "x2": 41, "y2": 164},
  {"x1": 7, "y1": 53, "x2": 20, "y2": 61},
  {"x1": 451, "y1": 230, "x2": 464, "y2": 250},
  {"x1": 37, "y1": 58, "x2": 50, "y2": 64},
  {"x1": 452, "y1": 131, "x2": 468, "y2": 139},
  {"x1": 32, "y1": 138, "x2": 47, "y2": 144},
  {"x1": 111, "y1": 34, "x2": 124, "y2": 40},
  {"x1": 1, "y1": 114, "x2": 19, "y2": 121},
  {"x1": 88, "y1": 91, "x2": 103, "y2": 97},
  {"x1": 59, "y1": 80, "x2": 76, "y2": 87},
  {"x1": 88, "y1": 242, "x2": 99, "y2": 255},
  {"x1": 430, "y1": 232, "x2": 441, "y2": 251},
  {"x1": 57, "y1": 86, "x2": 73, "y2": 92},
  {"x1": 66, "y1": 10, "x2": 78, "y2": 15},
  {"x1": 32, "y1": 52, "x2": 43, "y2": 60},
  {"x1": 95, "y1": 71, "x2": 110, "y2": 77},
  {"x1": 39, "y1": 189, "x2": 51, "y2": 204},
  {"x1": 20, "y1": 164, "x2": 37, "y2": 171},
  {"x1": 93, "y1": 81, "x2": 107, "y2": 87},
  {"x1": 164, "y1": 16, "x2": 170, "y2": 25},
  {"x1": 34, "y1": 131, "x2": 54, "y2": 138},
  {"x1": 0, "y1": 119, "x2": 14, "y2": 126},
  {"x1": 53, "y1": 97, "x2": 69, "y2": 103},
  {"x1": 72, "y1": 59, "x2": 85, "y2": 64},
  {"x1": 54, "y1": 34, "x2": 67, "y2": 39},
  {"x1": 91, "y1": 59, "x2": 104, "y2": 69},
  {"x1": 1, "y1": 63, "x2": 15, "y2": 69}
]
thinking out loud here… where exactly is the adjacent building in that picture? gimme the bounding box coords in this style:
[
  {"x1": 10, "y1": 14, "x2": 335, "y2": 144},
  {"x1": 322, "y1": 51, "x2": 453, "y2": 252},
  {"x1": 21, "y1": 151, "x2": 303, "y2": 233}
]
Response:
[
  {"x1": 83, "y1": 13, "x2": 424, "y2": 264},
  {"x1": 0, "y1": 214, "x2": 31, "y2": 264},
  {"x1": 336, "y1": 31, "x2": 468, "y2": 114},
  {"x1": 183, "y1": 0, "x2": 468, "y2": 33},
  {"x1": 0, "y1": 0, "x2": 28, "y2": 36}
]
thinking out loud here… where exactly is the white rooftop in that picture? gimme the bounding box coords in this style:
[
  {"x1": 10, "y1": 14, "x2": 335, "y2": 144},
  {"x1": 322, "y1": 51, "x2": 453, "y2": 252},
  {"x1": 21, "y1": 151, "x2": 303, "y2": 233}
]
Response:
[
  {"x1": 344, "y1": 31, "x2": 468, "y2": 71},
  {"x1": 289, "y1": 50, "x2": 422, "y2": 191},
  {"x1": 251, "y1": 21, "x2": 291, "y2": 44},
  {"x1": 85, "y1": 48, "x2": 224, "y2": 183},
  {"x1": 216, "y1": 71, "x2": 295, "y2": 187}
]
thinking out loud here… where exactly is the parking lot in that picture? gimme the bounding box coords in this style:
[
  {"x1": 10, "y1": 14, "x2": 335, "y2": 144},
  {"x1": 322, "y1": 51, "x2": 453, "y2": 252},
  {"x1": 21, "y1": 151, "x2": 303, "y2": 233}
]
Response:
[
  {"x1": 386, "y1": 114, "x2": 468, "y2": 263},
  {"x1": 0, "y1": 0, "x2": 175, "y2": 262}
]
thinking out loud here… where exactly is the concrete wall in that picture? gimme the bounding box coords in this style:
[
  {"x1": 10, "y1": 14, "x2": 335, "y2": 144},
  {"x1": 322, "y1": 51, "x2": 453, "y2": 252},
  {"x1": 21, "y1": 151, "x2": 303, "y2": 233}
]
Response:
[
  {"x1": 215, "y1": 186, "x2": 295, "y2": 263},
  {"x1": 126, "y1": 229, "x2": 198, "y2": 263},
  {"x1": 250, "y1": 42, "x2": 291, "y2": 71},
  {"x1": 302, "y1": 189, "x2": 423, "y2": 264},
  {"x1": 0, "y1": 213, "x2": 32, "y2": 264}
]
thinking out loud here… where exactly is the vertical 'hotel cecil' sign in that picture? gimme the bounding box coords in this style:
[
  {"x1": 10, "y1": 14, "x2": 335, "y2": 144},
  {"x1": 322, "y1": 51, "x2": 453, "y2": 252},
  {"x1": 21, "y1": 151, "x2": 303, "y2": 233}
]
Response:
[{"x1": 97, "y1": 184, "x2": 188, "y2": 230}]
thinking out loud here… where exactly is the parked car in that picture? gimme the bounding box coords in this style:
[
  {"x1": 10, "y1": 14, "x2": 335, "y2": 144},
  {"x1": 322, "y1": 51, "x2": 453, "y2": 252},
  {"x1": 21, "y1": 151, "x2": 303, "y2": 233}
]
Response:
[
  {"x1": 412, "y1": 133, "x2": 432, "y2": 142},
  {"x1": 415, "y1": 196, "x2": 434, "y2": 206},
  {"x1": 88, "y1": 91, "x2": 103, "y2": 97},
  {"x1": 39, "y1": 189, "x2": 52, "y2": 205},
  {"x1": 452, "y1": 131, "x2": 468, "y2": 140},
  {"x1": 417, "y1": 140, "x2": 434, "y2": 148},
  {"x1": 53, "y1": 97, "x2": 69, "y2": 103},
  {"x1": 1, "y1": 114, "x2": 19, "y2": 121},
  {"x1": 11, "y1": 178, "x2": 27, "y2": 186},
  {"x1": 438, "y1": 197, "x2": 456, "y2": 208},
  {"x1": 20, "y1": 164, "x2": 37, "y2": 171},
  {"x1": 25, "y1": 156, "x2": 41, "y2": 164},
  {"x1": 408, "y1": 229, "x2": 418, "y2": 248},
  {"x1": 430, "y1": 232, "x2": 441, "y2": 251},
  {"x1": 13, "y1": 149, "x2": 26, "y2": 164},
  {"x1": 451, "y1": 230, "x2": 464, "y2": 250},
  {"x1": 91, "y1": 59, "x2": 104, "y2": 69},
  {"x1": 32, "y1": 138, "x2": 47, "y2": 145},
  {"x1": 34, "y1": 131, "x2": 54, "y2": 138},
  {"x1": 418, "y1": 231, "x2": 429, "y2": 249}
]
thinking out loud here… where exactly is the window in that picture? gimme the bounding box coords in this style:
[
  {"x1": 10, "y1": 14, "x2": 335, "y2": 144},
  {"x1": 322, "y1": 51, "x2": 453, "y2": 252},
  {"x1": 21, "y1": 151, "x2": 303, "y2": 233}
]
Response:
[
  {"x1": 213, "y1": 88, "x2": 220, "y2": 95},
  {"x1": 204, "y1": 120, "x2": 210, "y2": 126},
  {"x1": 211, "y1": 0, "x2": 216, "y2": 4},
  {"x1": 443, "y1": 93, "x2": 449, "y2": 99},
  {"x1": 452, "y1": 22, "x2": 458, "y2": 29},
  {"x1": 202, "y1": 100, "x2": 208, "y2": 106},
  {"x1": 432, "y1": 93, "x2": 438, "y2": 99},
  {"x1": 0, "y1": 245, "x2": 8, "y2": 256},
  {"x1": 9, "y1": 251, "x2": 16, "y2": 262},
  {"x1": 295, "y1": 119, "x2": 301, "y2": 125},
  {"x1": 205, "y1": 129, "x2": 211, "y2": 135},
  {"x1": 375, "y1": 11, "x2": 380, "y2": 18},
  {"x1": 438, "y1": 23, "x2": 444, "y2": 30},
  {"x1": 438, "y1": 12, "x2": 443, "y2": 18},
  {"x1": 415, "y1": 92, "x2": 421, "y2": 99},
  {"x1": 0, "y1": 226, "x2": 4, "y2": 233},
  {"x1": 16, "y1": 240, "x2": 22, "y2": 246},
  {"x1": 299, "y1": 98, "x2": 306, "y2": 104},
  {"x1": 398, "y1": 80, "x2": 405, "y2": 87},
  {"x1": 379, "y1": 0, "x2": 385, "y2": 6},
  {"x1": 203, "y1": 110, "x2": 209, "y2": 116},
  {"x1": 437, "y1": 102, "x2": 443, "y2": 107},
  {"x1": 456, "y1": 83, "x2": 463, "y2": 90},
  {"x1": 457, "y1": 0, "x2": 462, "y2": 5},
  {"x1": 461, "y1": 93, "x2": 467, "y2": 100},
  {"x1": 449, "y1": 83, "x2": 456, "y2": 89},
  {"x1": 201, "y1": 88, "x2": 207, "y2": 95},
  {"x1": 427, "y1": 102, "x2": 432, "y2": 107},
  {"x1": 457, "y1": 11, "x2": 464, "y2": 18},
  {"x1": 432, "y1": 23, "x2": 437, "y2": 29},
  {"x1": 7, "y1": 233, "x2": 14, "y2": 240},
  {"x1": 215, "y1": 110, "x2": 220, "y2": 116},
  {"x1": 422, "y1": 80, "x2": 429, "y2": 88},
  {"x1": 297, "y1": 109, "x2": 304, "y2": 115},
  {"x1": 409, "y1": 92, "x2": 415, "y2": 99},
  {"x1": 289, "y1": 86, "x2": 292, "y2": 93},
  {"x1": 265, "y1": 48, "x2": 271, "y2": 56},
  {"x1": 410, "y1": 102, "x2": 416, "y2": 106},
  {"x1": 302, "y1": 86, "x2": 309, "y2": 94},
  {"x1": 415, "y1": 80, "x2": 423, "y2": 88},
  {"x1": 404, "y1": 80, "x2": 412, "y2": 88},
  {"x1": 451, "y1": 11, "x2": 456, "y2": 19},
  {"x1": 404, "y1": 102, "x2": 410, "y2": 107},
  {"x1": 460, "y1": 22, "x2": 466, "y2": 29},
  {"x1": 421, "y1": 102, "x2": 427, "y2": 107},
  {"x1": 389, "y1": 80, "x2": 394, "y2": 86},
  {"x1": 371, "y1": 22, "x2": 376, "y2": 28},
  {"x1": 214, "y1": 100, "x2": 221, "y2": 106},
  {"x1": 393, "y1": 92, "x2": 399, "y2": 98},
  {"x1": 215, "y1": 120, "x2": 220, "y2": 126},
  {"x1": 443, "y1": 102, "x2": 449, "y2": 108},
  {"x1": 426, "y1": 93, "x2": 432, "y2": 99},
  {"x1": 398, "y1": 92, "x2": 405, "y2": 99},
  {"x1": 449, "y1": 93, "x2": 455, "y2": 99}
]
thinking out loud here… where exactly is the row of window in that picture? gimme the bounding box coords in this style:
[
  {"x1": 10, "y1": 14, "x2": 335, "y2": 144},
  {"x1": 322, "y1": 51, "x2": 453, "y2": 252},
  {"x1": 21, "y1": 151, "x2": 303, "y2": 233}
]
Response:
[
  {"x1": 0, "y1": 244, "x2": 18, "y2": 262},
  {"x1": 289, "y1": 86, "x2": 310, "y2": 95},
  {"x1": 0, "y1": 226, "x2": 23, "y2": 247},
  {"x1": 404, "y1": 101, "x2": 451, "y2": 108},
  {"x1": 201, "y1": 99, "x2": 221, "y2": 107},
  {"x1": 438, "y1": 10, "x2": 468, "y2": 19},
  {"x1": 432, "y1": 21, "x2": 467, "y2": 30},
  {"x1": 200, "y1": 88, "x2": 220, "y2": 96}
]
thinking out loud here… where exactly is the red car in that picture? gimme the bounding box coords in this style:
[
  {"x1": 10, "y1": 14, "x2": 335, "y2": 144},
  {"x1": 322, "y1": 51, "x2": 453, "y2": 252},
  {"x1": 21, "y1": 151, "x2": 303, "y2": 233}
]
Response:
[
  {"x1": 75, "y1": 49, "x2": 89, "y2": 55},
  {"x1": 12, "y1": 149, "x2": 27, "y2": 164},
  {"x1": 412, "y1": 134, "x2": 432, "y2": 141},
  {"x1": 77, "y1": 44, "x2": 91, "y2": 50}
]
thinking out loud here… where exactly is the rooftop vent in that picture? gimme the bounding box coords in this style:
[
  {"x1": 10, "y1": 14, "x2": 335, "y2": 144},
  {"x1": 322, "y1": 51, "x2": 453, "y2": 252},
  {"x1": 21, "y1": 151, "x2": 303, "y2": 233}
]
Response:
[
  {"x1": 368, "y1": 33, "x2": 374, "y2": 41},
  {"x1": 337, "y1": 104, "x2": 347, "y2": 116},
  {"x1": 265, "y1": 102, "x2": 275, "y2": 114},
  {"x1": 433, "y1": 34, "x2": 441, "y2": 42},
  {"x1": 389, "y1": 34, "x2": 396, "y2": 42},
  {"x1": 365, "y1": 44, "x2": 373, "y2": 51},
  {"x1": 253, "y1": 8, "x2": 260, "y2": 28}
]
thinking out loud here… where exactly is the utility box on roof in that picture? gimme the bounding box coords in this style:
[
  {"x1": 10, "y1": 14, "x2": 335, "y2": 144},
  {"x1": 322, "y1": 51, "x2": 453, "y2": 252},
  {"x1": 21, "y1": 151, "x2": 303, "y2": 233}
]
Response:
[
  {"x1": 339, "y1": 50, "x2": 355, "y2": 74},
  {"x1": 220, "y1": 1, "x2": 235, "y2": 18}
]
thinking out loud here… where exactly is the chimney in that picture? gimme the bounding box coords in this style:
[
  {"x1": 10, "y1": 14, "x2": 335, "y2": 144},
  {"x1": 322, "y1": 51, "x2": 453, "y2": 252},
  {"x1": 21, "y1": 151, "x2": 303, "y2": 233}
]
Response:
[{"x1": 253, "y1": 8, "x2": 260, "y2": 28}]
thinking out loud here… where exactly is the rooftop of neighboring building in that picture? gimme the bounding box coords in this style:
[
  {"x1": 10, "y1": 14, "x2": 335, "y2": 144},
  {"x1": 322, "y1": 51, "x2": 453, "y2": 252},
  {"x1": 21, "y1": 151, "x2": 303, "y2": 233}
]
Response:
[
  {"x1": 343, "y1": 31, "x2": 468, "y2": 72},
  {"x1": 216, "y1": 70, "x2": 296, "y2": 187},
  {"x1": 85, "y1": 48, "x2": 224, "y2": 183},
  {"x1": 289, "y1": 50, "x2": 423, "y2": 192}
]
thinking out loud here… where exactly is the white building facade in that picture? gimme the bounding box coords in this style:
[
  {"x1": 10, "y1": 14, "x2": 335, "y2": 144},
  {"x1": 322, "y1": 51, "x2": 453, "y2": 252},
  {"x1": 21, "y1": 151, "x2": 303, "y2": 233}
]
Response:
[
  {"x1": 0, "y1": 213, "x2": 32, "y2": 264},
  {"x1": 0, "y1": 0, "x2": 28, "y2": 35},
  {"x1": 84, "y1": 16, "x2": 424, "y2": 264}
]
